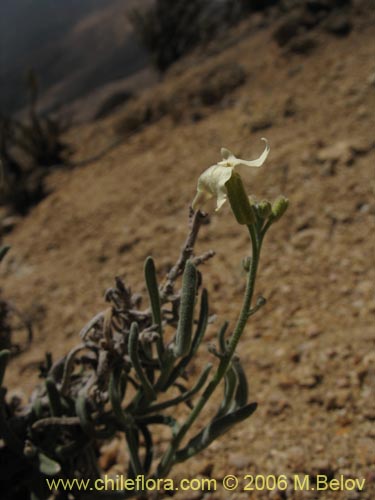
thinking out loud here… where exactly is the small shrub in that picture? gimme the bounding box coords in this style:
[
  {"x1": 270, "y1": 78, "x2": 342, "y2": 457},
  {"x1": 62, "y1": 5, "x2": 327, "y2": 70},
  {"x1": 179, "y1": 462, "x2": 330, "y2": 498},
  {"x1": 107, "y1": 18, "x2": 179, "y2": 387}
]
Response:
[
  {"x1": 0, "y1": 73, "x2": 71, "y2": 215},
  {"x1": 0, "y1": 143, "x2": 288, "y2": 499},
  {"x1": 129, "y1": 0, "x2": 267, "y2": 72}
]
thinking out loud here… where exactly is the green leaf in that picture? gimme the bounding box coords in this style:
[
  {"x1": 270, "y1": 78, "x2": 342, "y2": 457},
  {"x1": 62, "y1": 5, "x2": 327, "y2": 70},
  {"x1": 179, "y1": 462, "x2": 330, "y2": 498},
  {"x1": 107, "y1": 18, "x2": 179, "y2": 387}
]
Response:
[
  {"x1": 167, "y1": 288, "x2": 209, "y2": 387},
  {"x1": 175, "y1": 403, "x2": 257, "y2": 462},
  {"x1": 45, "y1": 378, "x2": 62, "y2": 417},
  {"x1": 141, "y1": 363, "x2": 212, "y2": 415},
  {"x1": 139, "y1": 424, "x2": 153, "y2": 474},
  {"x1": 128, "y1": 322, "x2": 156, "y2": 402},
  {"x1": 215, "y1": 365, "x2": 238, "y2": 418},
  {"x1": 37, "y1": 452, "x2": 61, "y2": 476},
  {"x1": 75, "y1": 395, "x2": 95, "y2": 436},
  {"x1": 232, "y1": 358, "x2": 249, "y2": 409},
  {"x1": 144, "y1": 256, "x2": 164, "y2": 360},
  {"x1": 174, "y1": 260, "x2": 197, "y2": 358}
]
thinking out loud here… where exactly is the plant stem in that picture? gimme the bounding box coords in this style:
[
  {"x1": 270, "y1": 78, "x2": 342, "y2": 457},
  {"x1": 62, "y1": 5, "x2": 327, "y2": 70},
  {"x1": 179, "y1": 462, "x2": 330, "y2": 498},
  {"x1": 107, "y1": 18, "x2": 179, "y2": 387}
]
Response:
[
  {"x1": 227, "y1": 224, "x2": 260, "y2": 356},
  {"x1": 156, "y1": 223, "x2": 262, "y2": 477}
]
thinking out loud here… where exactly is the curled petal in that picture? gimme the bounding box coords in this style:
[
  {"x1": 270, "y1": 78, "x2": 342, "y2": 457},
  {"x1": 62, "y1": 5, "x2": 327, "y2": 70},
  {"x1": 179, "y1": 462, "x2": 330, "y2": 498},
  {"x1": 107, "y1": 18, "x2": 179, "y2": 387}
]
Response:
[{"x1": 221, "y1": 138, "x2": 270, "y2": 168}]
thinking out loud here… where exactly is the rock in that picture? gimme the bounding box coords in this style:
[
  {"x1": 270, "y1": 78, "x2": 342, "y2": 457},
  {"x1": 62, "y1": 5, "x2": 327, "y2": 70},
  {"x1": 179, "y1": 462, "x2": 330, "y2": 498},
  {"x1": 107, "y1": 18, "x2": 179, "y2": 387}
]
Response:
[
  {"x1": 117, "y1": 237, "x2": 141, "y2": 254},
  {"x1": 198, "y1": 462, "x2": 214, "y2": 476},
  {"x1": 298, "y1": 370, "x2": 323, "y2": 388},
  {"x1": 316, "y1": 140, "x2": 354, "y2": 167},
  {"x1": 273, "y1": 12, "x2": 304, "y2": 47},
  {"x1": 178, "y1": 490, "x2": 203, "y2": 500},
  {"x1": 278, "y1": 374, "x2": 297, "y2": 389},
  {"x1": 323, "y1": 12, "x2": 352, "y2": 36},
  {"x1": 228, "y1": 453, "x2": 252, "y2": 469},
  {"x1": 1, "y1": 215, "x2": 22, "y2": 233},
  {"x1": 269, "y1": 491, "x2": 289, "y2": 500},
  {"x1": 357, "y1": 105, "x2": 369, "y2": 119},
  {"x1": 99, "y1": 439, "x2": 120, "y2": 471},
  {"x1": 325, "y1": 390, "x2": 352, "y2": 410},
  {"x1": 267, "y1": 397, "x2": 291, "y2": 416},
  {"x1": 350, "y1": 138, "x2": 374, "y2": 155},
  {"x1": 346, "y1": 492, "x2": 361, "y2": 500},
  {"x1": 290, "y1": 229, "x2": 325, "y2": 250},
  {"x1": 363, "y1": 409, "x2": 375, "y2": 421},
  {"x1": 336, "y1": 376, "x2": 351, "y2": 388},
  {"x1": 283, "y1": 95, "x2": 298, "y2": 117},
  {"x1": 287, "y1": 34, "x2": 318, "y2": 54},
  {"x1": 307, "y1": 392, "x2": 325, "y2": 405},
  {"x1": 272, "y1": 8, "x2": 319, "y2": 47},
  {"x1": 290, "y1": 350, "x2": 302, "y2": 363},
  {"x1": 309, "y1": 459, "x2": 335, "y2": 479},
  {"x1": 249, "y1": 114, "x2": 274, "y2": 132},
  {"x1": 356, "y1": 437, "x2": 375, "y2": 466},
  {"x1": 306, "y1": 324, "x2": 322, "y2": 338},
  {"x1": 286, "y1": 445, "x2": 307, "y2": 470}
]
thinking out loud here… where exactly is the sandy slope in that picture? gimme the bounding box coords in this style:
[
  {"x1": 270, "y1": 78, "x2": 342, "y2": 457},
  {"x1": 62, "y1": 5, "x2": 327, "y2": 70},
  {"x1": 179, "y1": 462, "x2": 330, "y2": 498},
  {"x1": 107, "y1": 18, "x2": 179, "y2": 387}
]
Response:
[{"x1": 1, "y1": 6, "x2": 374, "y2": 499}]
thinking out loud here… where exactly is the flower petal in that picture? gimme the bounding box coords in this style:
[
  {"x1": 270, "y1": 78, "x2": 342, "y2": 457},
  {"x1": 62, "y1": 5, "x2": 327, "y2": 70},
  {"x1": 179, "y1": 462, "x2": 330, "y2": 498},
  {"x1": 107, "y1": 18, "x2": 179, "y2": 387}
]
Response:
[
  {"x1": 220, "y1": 147, "x2": 235, "y2": 160},
  {"x1": 230, "y1": 138, "x2": 270, "y2": 168},
  {"x1": 193, "y1": 164, "x2": 233, "y2": 211},
  {"x1": 192, "y1": 189, "x2": 212, "y2": 211},
  {"x1": 215, "y1": 186, "x2": 228, "y2": 211},
  {"x1": 192, "y1": 139, "x2": 270, "y2": 213}
]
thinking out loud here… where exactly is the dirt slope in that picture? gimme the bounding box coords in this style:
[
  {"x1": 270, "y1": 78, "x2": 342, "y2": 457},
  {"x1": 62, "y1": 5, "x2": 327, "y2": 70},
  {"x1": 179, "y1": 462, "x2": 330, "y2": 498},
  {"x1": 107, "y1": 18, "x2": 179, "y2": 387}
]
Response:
[{"x1": 1, "y1": 6, "x2": 374, "y2": 499}]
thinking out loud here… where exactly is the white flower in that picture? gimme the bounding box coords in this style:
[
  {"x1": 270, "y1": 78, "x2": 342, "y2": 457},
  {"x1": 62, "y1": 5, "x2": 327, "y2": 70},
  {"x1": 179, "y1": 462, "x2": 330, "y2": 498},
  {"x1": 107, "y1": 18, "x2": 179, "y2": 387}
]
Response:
[{"x1": 192, "y1": 139, "x2": 270, "y2": 212}]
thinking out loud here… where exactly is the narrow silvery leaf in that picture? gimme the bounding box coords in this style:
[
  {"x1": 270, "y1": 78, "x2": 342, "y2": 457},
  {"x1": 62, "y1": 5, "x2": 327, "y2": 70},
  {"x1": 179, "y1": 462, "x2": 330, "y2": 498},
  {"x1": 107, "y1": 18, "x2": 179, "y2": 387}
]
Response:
[
  {"x1": 128, "y1": 322, "x2": 156, "y2": 402},
  {"x1": 45, "y1": 378, "x2": 63, "y2": 417},
  {"x1": 216, "y1": 365, "x2": 238, "y2": 418},
  {"x1": 175, "y1": 403, "x2": 258, "y2": 462},
  {"x1": 174, "y1": 260, "x2": 197, "y2": 358},
  {"x1": 75, "y1": 396, "x2": 94, "y2": 436},
  {"x1": 167, "y1": 288, "x2": 208, "y2": 386},
  {"x1": 144, "y1": 256, "x2": 164, "y2": 360},
  {"x1": 232, "y1": 358, "x2": 249, "y2": 409}
]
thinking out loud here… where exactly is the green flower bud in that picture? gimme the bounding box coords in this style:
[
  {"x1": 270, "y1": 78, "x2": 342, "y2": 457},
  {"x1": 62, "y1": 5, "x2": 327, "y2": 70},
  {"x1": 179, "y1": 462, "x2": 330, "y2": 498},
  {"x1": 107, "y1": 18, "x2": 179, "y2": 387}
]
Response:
[
  {"x1": 271, "y1": 196, "x2": 289, "y2": 221},
  {"x1": 257, "y1": 200, "x2": 272, "y2": 219},
  {"x1": 225, "y1": 172, "x2": 256, "y2": 225}
]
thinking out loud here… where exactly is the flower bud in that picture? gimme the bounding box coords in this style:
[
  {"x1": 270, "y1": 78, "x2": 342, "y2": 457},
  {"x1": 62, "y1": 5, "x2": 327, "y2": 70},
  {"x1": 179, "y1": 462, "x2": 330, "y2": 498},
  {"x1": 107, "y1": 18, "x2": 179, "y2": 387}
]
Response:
[
  {"x1": 256, "y1": 296, "x2": 267, "y2": 308},
  {"x1": 225, "y1": 172, "x2": 256, "y2": 225},
  {"x1": 257, "y1": 200, "x2": 272, "y2": 219},
  {"x1": 271, "y1": 196, "x2": 289, "y2": 221}
]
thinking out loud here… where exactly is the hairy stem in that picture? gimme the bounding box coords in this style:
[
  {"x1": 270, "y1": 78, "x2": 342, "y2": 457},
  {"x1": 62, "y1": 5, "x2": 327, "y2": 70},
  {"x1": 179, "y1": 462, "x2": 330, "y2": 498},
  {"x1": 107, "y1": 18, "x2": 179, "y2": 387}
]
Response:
[{"x1": 156, "y1": 223, "x2": 262, "y2": 477}]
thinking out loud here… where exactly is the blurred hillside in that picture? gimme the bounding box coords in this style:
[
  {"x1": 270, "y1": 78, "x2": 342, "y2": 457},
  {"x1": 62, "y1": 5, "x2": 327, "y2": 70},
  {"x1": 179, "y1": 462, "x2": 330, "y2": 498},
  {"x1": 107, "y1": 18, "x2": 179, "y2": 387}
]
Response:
[{"x1": 0, "y1": 0, "x2": 152, "y2": 116}]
